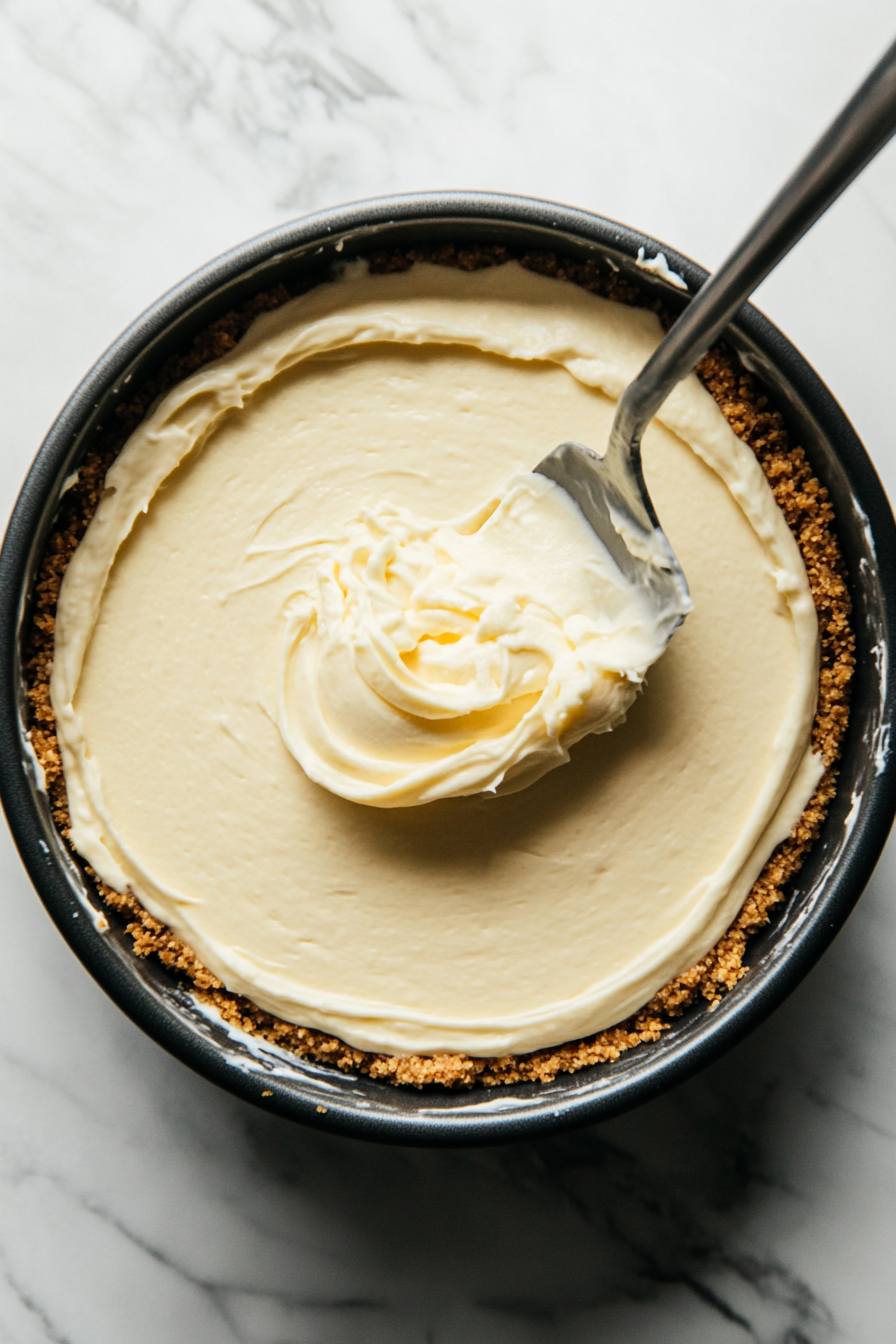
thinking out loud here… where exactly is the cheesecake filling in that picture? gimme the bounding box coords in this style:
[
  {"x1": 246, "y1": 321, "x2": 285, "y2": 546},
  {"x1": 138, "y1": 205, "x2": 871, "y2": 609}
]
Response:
[
  {"x1": 276, "y1": 470, "x2": 676, "y2": 807},
  {"x1": 52, "y1": 261, "x2": 822, "y2": 1056}
]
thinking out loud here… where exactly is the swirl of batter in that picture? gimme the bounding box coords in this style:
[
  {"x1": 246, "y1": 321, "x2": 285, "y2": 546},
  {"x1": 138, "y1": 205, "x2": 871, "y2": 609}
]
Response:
[{"x1": 277, "y1": 472, "x2": 671, "y2": 806}]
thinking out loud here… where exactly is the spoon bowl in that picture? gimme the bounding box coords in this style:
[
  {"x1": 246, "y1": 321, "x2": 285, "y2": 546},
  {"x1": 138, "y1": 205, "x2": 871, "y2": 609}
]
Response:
[{"x1": 534, "y1": 439, "x2": 691, "y2": 649}]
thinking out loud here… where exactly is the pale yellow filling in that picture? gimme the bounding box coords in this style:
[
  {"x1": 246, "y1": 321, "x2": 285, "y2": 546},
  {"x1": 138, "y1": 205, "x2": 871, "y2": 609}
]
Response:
[
  {"x1": 52, "y1": 262, "x2": 821, "y2": 1056},
  {"x1": 275, "y1": 469, "x2": 676, "y2": 807}
]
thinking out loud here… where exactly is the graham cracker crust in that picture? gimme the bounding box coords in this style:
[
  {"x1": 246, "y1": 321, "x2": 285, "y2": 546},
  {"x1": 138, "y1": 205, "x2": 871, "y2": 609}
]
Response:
[{"x1": 24, "y1": 244, "x2": 854, "y2": 1088}]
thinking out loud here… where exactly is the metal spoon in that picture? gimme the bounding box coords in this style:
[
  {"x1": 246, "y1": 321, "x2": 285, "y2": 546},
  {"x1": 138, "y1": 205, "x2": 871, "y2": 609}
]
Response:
[{"x1": 536, "y1": 36, "x2": 896, "y2": 645}]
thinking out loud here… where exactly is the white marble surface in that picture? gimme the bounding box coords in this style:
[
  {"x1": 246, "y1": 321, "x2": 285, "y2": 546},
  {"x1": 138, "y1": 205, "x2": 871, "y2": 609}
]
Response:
[{"x1": 2, "y1": 3, "x2": 896, "y2": 1340}]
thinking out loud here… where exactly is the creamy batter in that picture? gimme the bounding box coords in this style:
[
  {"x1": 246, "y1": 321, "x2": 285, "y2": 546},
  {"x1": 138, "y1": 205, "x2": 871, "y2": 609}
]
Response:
[
  {"x1": 52, "y1": 261, "x2": 821, "y2": 1056},
  {"x1": 277, "y1": 469, "x2": 678, "y2": 806}
]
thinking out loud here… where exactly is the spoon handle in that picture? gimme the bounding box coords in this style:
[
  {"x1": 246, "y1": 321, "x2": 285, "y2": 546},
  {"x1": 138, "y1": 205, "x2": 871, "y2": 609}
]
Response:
[{"x1": 613, "y1": 36, "x2": 896, "y2": 454}]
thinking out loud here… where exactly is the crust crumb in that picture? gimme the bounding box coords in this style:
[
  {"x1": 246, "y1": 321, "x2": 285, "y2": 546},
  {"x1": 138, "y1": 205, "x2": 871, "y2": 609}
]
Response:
[{"x1": 23, "y1": 252, "x2": 853, "y2": 1089}]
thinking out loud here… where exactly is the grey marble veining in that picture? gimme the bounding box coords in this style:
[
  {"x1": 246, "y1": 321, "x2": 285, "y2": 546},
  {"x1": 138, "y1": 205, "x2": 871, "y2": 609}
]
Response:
[{"x1": 2, "y1": 3, "x2": 896, "y2": 1341}]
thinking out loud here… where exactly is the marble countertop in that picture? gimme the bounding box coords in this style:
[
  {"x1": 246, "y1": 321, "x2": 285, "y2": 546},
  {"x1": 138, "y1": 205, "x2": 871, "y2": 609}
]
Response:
[{"x1": 2, "y1": 3, "x2": 896, "y2": 1340}]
